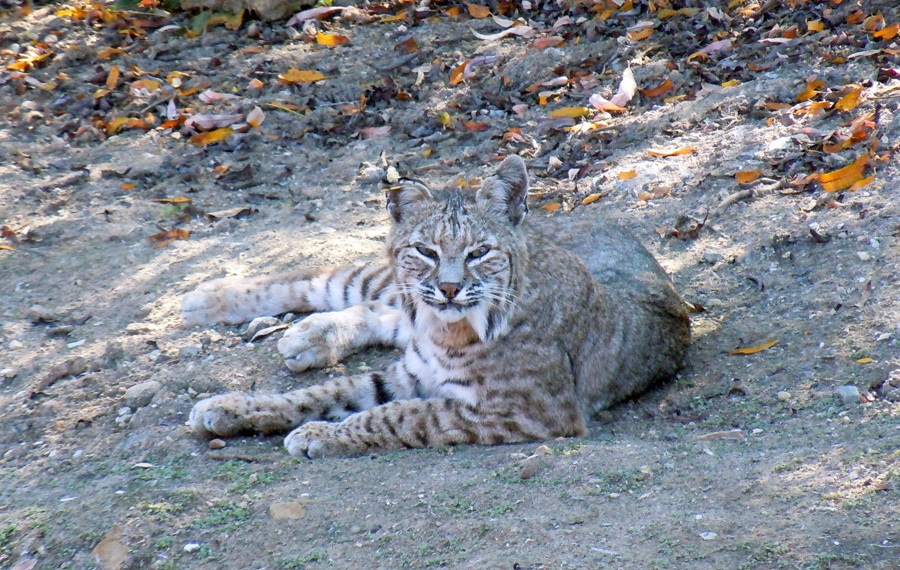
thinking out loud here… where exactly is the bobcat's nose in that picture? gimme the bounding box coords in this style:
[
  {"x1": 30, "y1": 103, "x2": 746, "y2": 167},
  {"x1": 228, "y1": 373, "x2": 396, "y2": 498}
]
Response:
[{"x1": 438, "y1": 282, "x2": 462, "y2": 300}]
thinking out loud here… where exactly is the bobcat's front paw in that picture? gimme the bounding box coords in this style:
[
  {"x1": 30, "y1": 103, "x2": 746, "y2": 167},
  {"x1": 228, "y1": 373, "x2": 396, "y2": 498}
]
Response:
[
  {"x1": 285, "y1": 422, "x2": 355, "y2": 458},
  {"x1": 278, "y1": 314, "x2": 345, "y2": 373},
  {"x1": 189, "y1": 394, "x2": 254, "y2": 437}
]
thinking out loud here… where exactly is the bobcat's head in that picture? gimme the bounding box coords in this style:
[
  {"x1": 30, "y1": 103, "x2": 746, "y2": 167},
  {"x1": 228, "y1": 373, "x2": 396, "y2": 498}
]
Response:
[{"x1": 385, "y1": 155, "x2": 530, "y2": 342}]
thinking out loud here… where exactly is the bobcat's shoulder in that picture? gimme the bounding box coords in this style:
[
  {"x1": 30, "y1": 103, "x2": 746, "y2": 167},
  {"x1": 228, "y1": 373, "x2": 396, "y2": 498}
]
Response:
[{"x1": 185, "y1": 155, "x2": 690, "y2": 457}]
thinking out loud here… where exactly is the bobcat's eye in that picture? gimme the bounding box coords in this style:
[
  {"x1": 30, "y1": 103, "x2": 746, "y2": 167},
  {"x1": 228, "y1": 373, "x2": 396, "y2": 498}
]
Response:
[
  {"x1": 467, "y1": 245, "x2": 491, "y2": 260},
  {"x1": 415, "y1": 245, "x2": 439, "y2": 260}
]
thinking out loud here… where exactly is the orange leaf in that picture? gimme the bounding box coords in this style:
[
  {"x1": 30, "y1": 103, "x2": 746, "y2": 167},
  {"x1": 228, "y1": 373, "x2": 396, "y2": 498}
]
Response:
[
  {"x1": 149, "y1": 228, "x2": 190, "y2": 248},
  {"x1": 97, "y1": 47, "x2": 124, "y2": 60},
  {"x1": 874, "y1": 23, "x2": 899, "y2": 40},
  {"x1": 862, "y1": 14, "x2": 885, "y2": 32},
  {"x1": 446, "y1": 6, "x2": 461, "y2": 17},
  {"x1": 646, "y1": 148, "x2": 696, "y2": 157},
  {"x1": 806, "y1": 19, "x2": 824, "y2": 32},
  {"x1": 834, "y1": 86, "x2": 862, "y2": 111},
  {"x1": 189, "y1": 127, "x2": 233, "y2": 146},
  {"x1": 845, "y1": 10, "x2": 865, "y2": 25},
  {"x1": 764, "y1": 102, "x2": 792, "y2": 111},
  {"x1": 856, "y1": 357, "x2": 874, "y2": 364},
  {"x1": 532, "y1": 36, "x2": 564, "y2": 49},
  {"x1": 449, "y1": 60, "x2": 469, "y2": 87},
  {"x1": 735, "y1": 170, "x2": 761, "y2": 184},
  {"x1": 278, "y1": 69, "x2": 326, "y2": 84},
  {"x1": 379, "y1": 10, "x2": 408, "y2": 23},
  {"x1": 721, "y1": 79, "x2": 741, "y2": 88},
  {"x1": 106, "y1": 117, "x2": 148, "y2": 135},
  {"x1": 818, "y1": 155, "x2": 868, "y2": 192},
  {"x1": 729, "y1": 340, "x2": 778, "y2": 355},
  {"x1": 317, "y1": 32, "x2": 349, "y2": 47},
  {"x1": 0, "y1": 244, "x2": 14, "y2": 251},
  {"x1": 541, "y1": 202, "x2": 562, "y2": 212},
  {"x1": 581, "y1": 193, "x2": 602, "y2": 205},
  {"x1": 464, "y1": 2, "x2": 490, "y2": 18},
  {"x1": 618, "y1": 170, "x2": 637, "y2": 180},
  {"x1": 153, "y1": 196, "x2": 192, "y2": 204},
  {"x1": 548, "y1": 107, "x2": 591, "y2": 119},
  {"x1": 121, "y1": 182, "x2": 136, "y2": 191},
  {"x1": 628, "y1": 27, "x2": 654, "y2": 41},
  {"x1": 247, "y1": 78, "x2": 264, "y2": 90},
  {"x1": 796, "y1": 79, "x2": 824, "y2": 102},
  {"x1": 639, "y1": 78, "x2": 673, "y2": 98},
  {"x1": 847, "y1": 174, "x2": 874, "y2": 191},
  {"x1": 462, "y1": 121, "x2": 489, "y2": 132},
  {"x1": 106, "y1": 65, "x2": 120, "y2": 90}
]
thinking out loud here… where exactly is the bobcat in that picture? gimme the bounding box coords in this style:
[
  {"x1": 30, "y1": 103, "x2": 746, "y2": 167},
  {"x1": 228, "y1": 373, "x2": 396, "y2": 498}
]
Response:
[{"x1": 184, "y1": 155, "x2": 690, "y2": 458}]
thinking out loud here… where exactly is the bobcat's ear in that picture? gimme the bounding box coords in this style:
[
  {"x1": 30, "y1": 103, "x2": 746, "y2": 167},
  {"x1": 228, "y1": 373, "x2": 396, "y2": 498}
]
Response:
[
  {"x1": 385, "y1": 180, "x2": 433, "y2": 223},
  {"x1": 477, "y1": 155, "x2": 529, "y2": 226}
]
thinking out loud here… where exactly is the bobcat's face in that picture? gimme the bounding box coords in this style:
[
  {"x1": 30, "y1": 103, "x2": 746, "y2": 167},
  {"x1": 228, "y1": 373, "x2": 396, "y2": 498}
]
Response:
[{"x1": 386, "y1": 156, "x2": 530, "y2": 341}]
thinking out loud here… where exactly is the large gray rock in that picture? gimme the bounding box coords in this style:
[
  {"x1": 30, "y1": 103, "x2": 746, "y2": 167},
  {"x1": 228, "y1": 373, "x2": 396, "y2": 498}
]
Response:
[{"x1": 124, "y1": 380, "x2": 162, "y2": 409}]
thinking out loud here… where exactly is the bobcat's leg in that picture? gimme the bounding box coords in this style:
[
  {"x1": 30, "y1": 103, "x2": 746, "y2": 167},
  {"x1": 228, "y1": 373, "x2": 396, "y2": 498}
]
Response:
[
  {"x1": 285, "y1": 397, "x2": 577, "y2": 459},
  {"x1": 278, "y1": 301, "x2": 411, "y2": 372},
  {"x1": 181, "y1": 263, "x2": 394, "y2": 326},
  {"x1": 189, "y1": 370, "x2": 405, "y2": 437}
]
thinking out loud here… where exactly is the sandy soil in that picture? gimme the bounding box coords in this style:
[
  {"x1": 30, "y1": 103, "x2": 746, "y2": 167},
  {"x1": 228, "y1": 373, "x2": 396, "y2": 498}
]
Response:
[{"x1": 1, "y1": 1, "x2": 898, "y2": 568}]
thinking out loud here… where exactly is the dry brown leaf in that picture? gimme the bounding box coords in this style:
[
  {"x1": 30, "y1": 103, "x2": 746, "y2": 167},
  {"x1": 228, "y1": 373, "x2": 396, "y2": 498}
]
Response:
[
  {"x1": 735, "y1": 170, "x2": 761, "y2": 184},
  {"x1": 0, "y1": 244, "x2": 15, "y2": 251},
  {"x1": 796, "y1": 79, "x2": 824, "y2": 102},
  {"x1": 834, "y1": 85, "x2": 863, "y2": 111},
  {"x1": 581, "y1": 193, "x2": 602, "y2": 205},
  {"x1": 874, "y1": 23, "x2": 899, "y2": 40},
  {"x1": 847, "y1": 174, "x2": 874, "y2": 191},
  {"x1": 729, "y1": 340, "x2": 778, "y2": 355},
  {"x1": 628, "y1": 26, "x2": 654, "y2": 41},
  {"x1": 818, "y1": 155, "x2": 869, "y2": 192},
  {"x1": 806, "y1": 19, "x2": 824, "y2": 32},
  {"x1": 247, "y1": 78, "x2": 264, "y2": 90},
  {"x1": 360, "y1": 126, "x2": 392, "y2": 137},
  {"x1": 153, "y1": 196, "x2": 192, "y2": 204},
  {"x1": 106, "y1": 65, "x2": 120, "y2": 90},
  {"x1": 106, "y1": 117, "x2": 149, "y2": 136},
  {"x1": 121, "y1": 182, "x2": 136, "y2": 191},
  {"x1": 618, "y1": 170, "x2": 637, "y2": 180},
  {"x1": 149, "y1": 228, "x2": 190, "y2": 248},
  {"x1": 246, "y1": 106, "x2": 265, "y2": 128},
  {"x1": 541, "y1": 202, "x2": 562, "y2": 212},
  {"x1": 278, "y1": 69, "x2": 326, "y2": 84},
  {"x1": 317, "y1": 32, "x2": 349, "y2": 47},
  {"x1": 532, "y1": 36, "x2": 564, "y2": 49},
  {"x1": 97, "y1": 47, "x2": 125, "y2": 60},
  {"x1": 462, "y1": 121, "x2": 489, "y2": 132},
  {"x1": 862, "y1": 14, "x2": 885, "y2": 32},
  {"x1": 639, "y1": 78, "x2": 673, "y2": 98},
  {"x1": 189, "y1": 127, "x2": 233, "y2": 146},
  {"x1": 379, "y1": 10, "x2": 407, "y2": 23},
  {"x1": 646, "y1": 148, "x2": 696, "y2": 157},
  {"x1": 92, "y1": 525, "x2": 127, "y2": 570},
  {"x1": 464, "y1": 2, "x2": 490, "y2": 18},
  {"x1": 449, "y1": 60, "x2": 469, "y2": 86},
  {"x1": 548, "y1": 107, "x2": 591, "y2": 119}
]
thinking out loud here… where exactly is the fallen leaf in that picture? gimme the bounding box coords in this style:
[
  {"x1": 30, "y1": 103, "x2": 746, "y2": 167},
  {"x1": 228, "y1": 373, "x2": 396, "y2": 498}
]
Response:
[
  {"x1": 360, "y1": 126, "x2": 392, "y2": 137},
  {"x1": 532, "y1": 36, "x2": 564, "y2": 49},
  {"x1": 153, "y1": 196, "x2": 192, "y2": 204},
  {"x1": 856, "y1": 357, "x2": 874, "y2": 364},
  {"x1": 472, "y1": 26, "x2": 534, "y2": 41},
  {"x1": 185, "y1": 113, "x2": 242, "y2": 130},
  {"x1": 106, "y1": 65, "x2": 120, "y2": 90},
  {"x1": 106, "y1": 117, "x2": 149, "y2": 136},
  {"x1": 735, "y1": 170, "x2": 761, "y2": 184},
  {"x1": 92, "y1": 525, "x2": 127, "y2": 570},
  {"x1": 646, "y1": 147, "x2": 696, "y2": 157},
  {"x1": 189, "y1": 127, "x2": 233, "y2": 146},
  {"x1": 464, "y1": 2, "x2": 490, "y2": 18},
  {"x1": 379, "y1": 11, "x2": 408, "y2": 23},
  {"x1": 449, "y1": 60, "x2": 469, "y2": 86},
  {"x1": 0, "y1": 244, "x2": 15, "y2": 251},
  {"x1": 817, "y1": 155, "x2": 868, "y2": 192},
  {"x1": 317, "y1": 32, "x2": 349, "y2": 47},
  {"x1": 395, "y1": 35, "x2": 418, "y2": 54},
  {"x1": 549, "y1": 107, "x2": 591, "y2": 119},
  {"x1": 461, "y1": 121, "x2": 489, "y2": 132},
  {"x1": 796, "y1": 78, "x2": 824, "y2": 102},
  {"x1": 628, "y1": 26, "x2": 654, "y2": 41},
  {"x1": 541, "y1": 202, "x2": 562, "y2": 212},
  {"x1": 97, "y1": 47, "x2": 125, "y2": 59},
  {"x1": 247, "y1": 78, "x2": 264, "y2": 90},
  {"x1": 721, "y1": 79, "x2": 741, "y2": 88},
  {"x1": 278, "y1": 69, "x2": 326, "y2": 84},
  {"x1": 149, "y1": 228, "x2": 190, "y2": 248},
  {"x1": 286, "y1": 6, "x2": 345, "y2": 25},
  {"x1": 618, "y1": 170, "x2": 637, "y2": 180},
  {"x1": 697, "y1": 429, "x2": 745, "y2": 440},
  {"x1": 639, "y1": 77, "x2": 673, "y2": 98},
  {"x1": 251, "y1": 324, "x2": 289, "y2": 341},
  {"x1": 847, "y1": 174, "x2": 874, "y2": 191},
  {"x1": 581, "y1": 193, "x2": 602, "y2": 205},
  {"x1": 121, "y1": 182, "x2": 136, "y2": 191},
  {"x1": 246, "y1": 106, "x2": 265, "y2": 128},
  {"x1": 834, "y1": 85, "x2": 863, "y2": 111},
  {"x1": 874, "y1": 23, "x2": 899, "y2": 40},
  {"x1": 807, "y1": 19, "x2": 825, "y2": 32},
  {"x1": 206, "y1": 207, "x2": 256, "y2": 220},
  {"x1": 729, "y1": 340, "x2": 779, "y2": 355}
]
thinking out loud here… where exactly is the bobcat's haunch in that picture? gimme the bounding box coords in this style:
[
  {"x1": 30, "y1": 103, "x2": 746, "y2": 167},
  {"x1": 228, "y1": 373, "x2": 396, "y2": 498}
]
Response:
[{"x1": 183, "y1": 155, "x2": 690, "y2": 458}]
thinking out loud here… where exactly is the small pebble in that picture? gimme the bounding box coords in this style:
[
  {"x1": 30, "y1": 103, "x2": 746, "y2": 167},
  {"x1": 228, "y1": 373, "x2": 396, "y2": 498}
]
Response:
[
  {"x1": 777, "y1": 391, "x2": 792, "y2": 402},
  {"x1": 856, "y1": 251, "x2": 871, "y2": 261},
  {"x1": 208, "y1": 438, "x2": 226, "y2": 450},
  {"x1": 124, "y1": 380, "x2": 162, "y2": 409},
  {"x1": 184, "y1": 543, "x2": 201, "y2": 553},
  {"x1": 835, "y1": 385, "x2": 860, "y2": 405},
  {"x1": 9, "y1": 340, "x2": 24, "y2": 350}
]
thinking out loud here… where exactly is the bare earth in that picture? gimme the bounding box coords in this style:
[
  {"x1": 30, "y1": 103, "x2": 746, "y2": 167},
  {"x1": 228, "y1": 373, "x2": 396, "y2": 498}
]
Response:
[{"x1": 1, "y1": 1, "x2": 898, "y2": 569}]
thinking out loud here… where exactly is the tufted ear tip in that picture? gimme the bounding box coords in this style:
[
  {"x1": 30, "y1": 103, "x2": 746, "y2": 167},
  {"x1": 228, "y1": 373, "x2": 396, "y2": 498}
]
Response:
[
  {"x1": 385, "y1": 179, "x2": 433, "y2": 222},
  {"x1": 477, "y1": 155, "x2": 529, "y2": 225}
]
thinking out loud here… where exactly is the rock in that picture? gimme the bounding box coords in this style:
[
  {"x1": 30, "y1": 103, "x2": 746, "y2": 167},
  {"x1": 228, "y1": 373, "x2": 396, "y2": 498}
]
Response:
[
  {"x1": 702, "y1": 250, "x2": 723, "y2": 264},
  {"x1": 208, "y1": 438, "x2": 226, "y2": 450},
  {"x1": 878, "y1": 369, "x2": 900, "y2": 402},
  {"x1": 9, "y1": 340, "x2": 24, "y2": 350},
  {"x1": 269, "y1": 502, "x2": 305, "y2": 520},
  {"x1": 244, "y1": 316, "x2": 280, "y2": 339},
  {"x1": 835, "y1": 385, "x2": 860, "y2": 405},
  {"x1": 0, "y1": 368, "x2": 16, "y2": 380},
  {"x1": 777, "y1": 391, "x2": 792, "y2": 402},
  {"x1": 856, "y1": 251, "x2": 872, "y2": 261},
  {"x1": 117, "y1": 406, "x2": 133, "y2": 416},
  {"x1": 27, "y1": 304, "x2": 56, "y2": 323},
  {"x1": 124, "y1": 380, "x2": 161, "y2": 408},
  {"x1": 183, "y1": 543, "x2": 201, "y2": 553},
  {"x1": 125, "y1": 322, "x2": 155, "y2": 335},
  {"x1": 179, "y1": 346, "x2": 201, "y2": 359}
]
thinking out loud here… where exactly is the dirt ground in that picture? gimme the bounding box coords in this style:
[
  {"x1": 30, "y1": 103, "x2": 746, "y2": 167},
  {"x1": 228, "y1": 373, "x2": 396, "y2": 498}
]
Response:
[{"x1": 1, "y1": 1, "x2": 899, "y2": 568}]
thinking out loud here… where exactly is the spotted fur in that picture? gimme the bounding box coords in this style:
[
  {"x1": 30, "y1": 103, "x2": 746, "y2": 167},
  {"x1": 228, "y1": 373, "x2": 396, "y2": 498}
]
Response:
[{"x1": 185, "y1": 156, "x2": 691, "y2": 458}]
